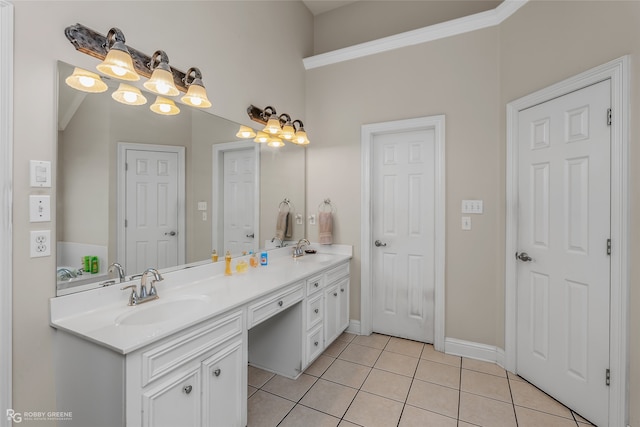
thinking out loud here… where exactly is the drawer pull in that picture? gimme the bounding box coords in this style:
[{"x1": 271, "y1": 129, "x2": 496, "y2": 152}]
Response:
[
  {"x1": 314, "y1": 341, "x2": 319, "y2": 346},
  {"x1": 341, "y1": 288, "x2": 345, "y2": 292},
  {"x1": 314, "y1": 282, "x2": 319, "y2": 287},
  {"x1": 314, "y1": 308, "x2": 319, "y2": 314},
  {"x1": 213, "y1": 368, "x2": 221, "y2": 377},
  {"x1": 278, "y1": 300, "x2": 284, "y2": 307},
  {"x1": 183, "y1": 385, "x2": 193, "y2": 394},
  {"x1": 333, "y1": 292, "x2": 338, "y2": 297}
]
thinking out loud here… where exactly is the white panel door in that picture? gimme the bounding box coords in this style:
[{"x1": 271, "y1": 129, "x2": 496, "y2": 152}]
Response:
[
  {"x1": 517, "y1": 80, "x2": 610, "y2": 426},
  {"x1": 223, "y1": 148, "x2": 256, "y2": 255},
  {"x1": 372, "y1": 129, "x2": 435, "y2": 343},
  {"x1": 125, "y1": 149, "x2": 180, "y2": 273}
]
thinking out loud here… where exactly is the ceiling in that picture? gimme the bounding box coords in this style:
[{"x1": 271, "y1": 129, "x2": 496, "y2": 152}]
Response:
[{"x1": 302, "y1": 0, "x2": 359, "y2": 16}]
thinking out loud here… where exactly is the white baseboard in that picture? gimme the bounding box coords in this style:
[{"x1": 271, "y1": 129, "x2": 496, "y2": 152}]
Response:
[
  {"x1": 445, "y1": 337, "x2": 506, "y2": 369},
  {"x1": 346, "y1": 320, "x2": 361, "y2": 335}
]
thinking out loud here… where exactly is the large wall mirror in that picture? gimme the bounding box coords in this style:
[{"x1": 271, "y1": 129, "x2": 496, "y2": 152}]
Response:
[{"x1": 56, "y1": 61, "x2": 306, "y2": 295}]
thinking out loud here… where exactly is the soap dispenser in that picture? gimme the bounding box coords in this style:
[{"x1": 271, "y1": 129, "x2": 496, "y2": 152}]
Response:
[
  {"x1": 211, "y1": 249, "x2": 218, "y2": 262},
  {"x1": 224, "y1": 250, "x2": 232, "y2": 276}
]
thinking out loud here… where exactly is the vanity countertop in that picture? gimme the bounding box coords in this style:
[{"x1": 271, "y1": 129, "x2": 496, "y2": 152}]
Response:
[{"x1": 50, "y1": 244, "x2": 352, "y2": 354}]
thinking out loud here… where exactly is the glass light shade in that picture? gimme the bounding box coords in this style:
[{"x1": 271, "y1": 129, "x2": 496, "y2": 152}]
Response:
[
  {"x1": 280, "y1": 123, "x2": 295, "y2": 140},
  {"x1": 294, "y1": 129, "x2": 310, "y2": 145},
  {"x1": 263, "y1": 114, "x2": 282, "y2": 134},
  {"x1": 181, "y1": 83, "x2": 212, "y2": 108},
  {"x1": 254, "y1": 131, "x2": 269, "y2": 143},
  {"x1": 236, "y1": 126, "x2": 256, "y2": 139},
  {"x1": 150, "y1": 96, "x2": 180, "y2": 115},
  {"x1": 267, "y1": 137, "x2": 284, "y2": 148},
  {"x1": 143, "y1": 68, "x2": 179, "y2": 96},
  {"x1": 112, "y1": 83, "x2": 147, "y2": 106},
  {"x1": 65, "y1": 68, "x2": 108, "y2": 93},
  {"x1": 96, "y1": 48, "x2": 139, "y2": 81}
]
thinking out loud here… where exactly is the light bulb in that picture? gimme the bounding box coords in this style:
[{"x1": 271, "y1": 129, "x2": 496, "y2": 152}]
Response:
[
  {"x1": 78, "y1": 76, "x2": 95, "y2": 88},
  {"x1": 156, "y1": 82, "x2": 170, "y2": 95},
  {"x1": 190, "y1": 97, "x2": 202, "y2": 106},
  {"x1": 123, "y1": 91, "x2": 137, "y2": 103},
  {"x1": 112, "y1": 65, "x2": 127, "y2": 77},
  {"x1": 160, "y1": 104, "x2": 171, "y2": 113}
]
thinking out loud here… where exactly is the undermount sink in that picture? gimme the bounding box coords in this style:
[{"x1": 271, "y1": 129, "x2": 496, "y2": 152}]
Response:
[
  {"x1": 294, "y1": 254, "x2": 335, "y2": 264},
  {"x1": 115, "y1": 295, "x2": 212, "y2": 326}
]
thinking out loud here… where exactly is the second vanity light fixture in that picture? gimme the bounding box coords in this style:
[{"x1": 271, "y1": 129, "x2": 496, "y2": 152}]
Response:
[
  {"x1": 64, "y1": 23, "x2": 212, "y2": 115},
  {"x1": 238, "y1": 105, "x2": 310, "y2": 147}
]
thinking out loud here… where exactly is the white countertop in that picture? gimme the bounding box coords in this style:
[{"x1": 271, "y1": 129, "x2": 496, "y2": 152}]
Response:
[{"x1": 50, "y1": 244, "x2": 352, "y2": 355}]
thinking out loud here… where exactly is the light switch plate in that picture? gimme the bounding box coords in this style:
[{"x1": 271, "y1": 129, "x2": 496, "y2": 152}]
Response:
[
  {"x1": 461, "y1": 199, "x2": 483, "y2": 214},
  {"x1": 30, "y1": 160, "x2": 52, "y2": 188},
  {"x1": 197, "y1": 201, "x2": 207, "y2": 211},
  {"x1": 462, "y1": 216, "x2": 472, "y2": 231},
  {"x1": 29, "y1": 195, "x2": 51, "y2": 222}
]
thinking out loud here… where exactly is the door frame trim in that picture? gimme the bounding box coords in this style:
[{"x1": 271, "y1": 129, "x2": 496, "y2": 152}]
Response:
[
  {"x1": 211, "y1": 141, "x2": 260, "y2": 255},
  {"x1": 360, "y1": 115, "x2": 446, "y2": 351},
  {"x1": 116, "y1": 143, "x2": 186, "y2": 272},
  {"x1": 505, "y1": 56, "x2": 629, "y2": 427}
]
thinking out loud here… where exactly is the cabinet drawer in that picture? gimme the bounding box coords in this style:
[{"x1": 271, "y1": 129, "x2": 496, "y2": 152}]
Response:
[
  {"x1": 306, "y1": 325, "x2": 324, "y2": 365},
  {"x1": 326, "y1": 262, "x2": 349, "y2": 284},
  {"x1": 306, "y1": 293, "x2": 323, "y2": 330},
  {"x1": 141, "y1": 310, "x2": 243, "y2": 387},
  {"x1": 306, "y1": 273, "x2": 325, "y2": 296},
  {"x1": 247, "y1": 283, "x2": 304, "y2": 329}
]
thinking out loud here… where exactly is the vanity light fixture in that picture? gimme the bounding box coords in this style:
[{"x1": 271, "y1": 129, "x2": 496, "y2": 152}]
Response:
[
  {"x1": 254, "y1": 131, "x2": 269, "y2": 143},
  {"x1": 246, "y1": 104, "x2": 311, "y2": 146},
  {"x1": 236, "y1": 125, "x2": 257, "y2": 139},
  {"x1": 96, "y1": 28, "x2": 140, "y2": 81},
  {"x1": 65, "y1": 67, "x2": 108, "y2": 93},
  {"x1": 144, "y1": 50, "x2": 180, "y2": 96},
  {"x1": 150, "y1": 96, "x2": 180, "y2": 115},
  {"x1": 267, "y1": 136, "x2": 285, "y2": 148},
  {"x1": 181, "y1": 67, "x2": 212, "y2": 108},
  {"x1": 112, "y1": 83, "x2": 147, "y2": 106}
]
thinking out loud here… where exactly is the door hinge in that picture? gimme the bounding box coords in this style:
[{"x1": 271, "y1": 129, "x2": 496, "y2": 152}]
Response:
[
  {"x1": 607, "y1": 108, "x2": 612, "y2": 126},
  {"x1": 607, "y1": 238, "x2": 611, "y2": 255},
  {"x1": 606, "y1": 368, "x2": 611, "y2": 386},
  {"x1": 125, "y1": 219, "x2": 128, "y2": 228},
  {"x1": 125, "y1": 162, "x2": 128, "y2": 171}
]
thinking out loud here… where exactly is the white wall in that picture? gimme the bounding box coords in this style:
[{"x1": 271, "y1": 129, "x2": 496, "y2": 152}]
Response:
[{"x1": 12, "y1": 0, "x2": 312, "y2": 419}]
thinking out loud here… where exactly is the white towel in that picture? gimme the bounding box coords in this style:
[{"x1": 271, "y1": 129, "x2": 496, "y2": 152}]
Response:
[{"x1": 318, "y1": 211, "x2": 333, "y2": 245}]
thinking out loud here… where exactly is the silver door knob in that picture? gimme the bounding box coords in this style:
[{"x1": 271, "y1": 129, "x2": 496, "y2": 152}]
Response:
[
  {"x1": 374, "y1": 240, "x2": 387, "y2": 247},
  {"x1": 183, "y1": 385, "x2": 192, "y2": 394},
  {"x1": 516, "y1": 252, "x2": 533, "y2": 262},
  {"x1": 164, "y1": 231, "x2": 176, "y2": 236},
  {"x1": 246, "y1": 233, "x2": 254, "y2": 238}
]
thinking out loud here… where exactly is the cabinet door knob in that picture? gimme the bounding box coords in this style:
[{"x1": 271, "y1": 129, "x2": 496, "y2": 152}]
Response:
[
  {"x1": 213, "y1": 368, "x2": 221, "y2": 377},
  {"x1": 183, "y1": 385, "x2": 193, "y2": 394},
  {"x1": 314, "y1": 341, "x2": 319, "y2": 346},
  {"x1": 278, "y1": 300, "x2": 284, "y2": 307},
  {"x1": 341, "y1": 288, "x2": 344, "y2": 292},
  {"x1": 314, "y1": 282, "x2": 319, "y2": 287},
  {"x1": 333, "y1": 292, "x2": 338, "y2": 297},
  {"x1": 314, "y1": 308, "x2": 319, "y2": 314}
]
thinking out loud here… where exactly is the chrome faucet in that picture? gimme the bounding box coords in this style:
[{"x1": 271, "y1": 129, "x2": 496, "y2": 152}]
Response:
[
  {"x1": 271, "y1": 236, "x2": 284, "y2": 248},
  {"x1": 108, "y1": 262, "x2": 126, "y2": 283},
  {"x1": 121, "y1": 268, "x2": 163, "y2": 306},
  {"x1": 292, "y1": 238, "x2": 310, "y2": 258}
]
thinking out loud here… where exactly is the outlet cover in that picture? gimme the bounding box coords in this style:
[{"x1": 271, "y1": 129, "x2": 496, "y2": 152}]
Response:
[
  {"x1": 30, "y1": 230, "x2": 51, "y2": 257},
  {"x1": 29, "y1": 195, "x2": 51, "y2": 222}
]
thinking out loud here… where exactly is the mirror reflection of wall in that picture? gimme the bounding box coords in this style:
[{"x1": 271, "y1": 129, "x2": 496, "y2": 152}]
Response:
[{"x1": 56, "y1": 61, "x2": 306, "y2": 295}]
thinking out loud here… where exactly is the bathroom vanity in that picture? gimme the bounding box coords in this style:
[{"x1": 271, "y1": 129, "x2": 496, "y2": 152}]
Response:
[{"x1": 50, "y1": 245, "x2": 352, "y2": 427}]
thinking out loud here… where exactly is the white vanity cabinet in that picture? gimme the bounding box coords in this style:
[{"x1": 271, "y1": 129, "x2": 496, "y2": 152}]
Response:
[{"x1": 323, "y1": 262, "x2": 350, "y2": 346}]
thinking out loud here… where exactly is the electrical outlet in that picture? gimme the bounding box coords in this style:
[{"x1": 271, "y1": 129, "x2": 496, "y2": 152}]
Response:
[{"x1": 30, "y1": 230, "x2": 51, "y2": 257}]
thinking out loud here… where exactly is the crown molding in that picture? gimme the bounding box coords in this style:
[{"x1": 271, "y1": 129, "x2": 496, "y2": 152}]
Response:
[{"x1": 303, "y1": 0, "x2": 528, "y2": 70}]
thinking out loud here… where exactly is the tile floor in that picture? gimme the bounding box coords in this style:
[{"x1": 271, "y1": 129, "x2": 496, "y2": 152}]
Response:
[{"x1": 247, "y1": 333, "x2": 596, "y2": 427}]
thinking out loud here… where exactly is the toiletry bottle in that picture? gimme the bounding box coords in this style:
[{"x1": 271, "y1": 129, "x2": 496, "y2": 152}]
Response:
[
  {"x1": 90, "y1": 256, "x2": 99, "y2": 274},
  {"x1": 249, "y1": 252, "x2": 258, "y2": 268},
  {"x1": 83, "y1": 256, "x2": 91, "y2": 273},
  {"x1": 260, "y1": 251, "x2": 268, "y2": 266},
  {"x1": 224, "y1": 250, "x2": 232, "y2": 276},
  {"x1": 211, "y1": 249, "x2": 218, "y2": 262}
]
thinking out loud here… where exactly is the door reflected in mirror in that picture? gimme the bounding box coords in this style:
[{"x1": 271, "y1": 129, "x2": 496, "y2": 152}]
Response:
[{"x1": 56, "y1": 61, "x2": 306, "y2": 295}]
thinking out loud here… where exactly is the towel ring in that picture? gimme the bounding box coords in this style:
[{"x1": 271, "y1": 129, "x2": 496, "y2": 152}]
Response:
[
  {"x1": 279, "y1": 198, "x2": 293, "y2": 212},
  {"x1": 318, "y1": 198, "x2": 336, "y2": 213}
]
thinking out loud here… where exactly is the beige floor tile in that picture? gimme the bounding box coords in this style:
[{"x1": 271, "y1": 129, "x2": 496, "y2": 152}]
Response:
[
  {"x1": 247, "y1": 390, "x2": 295, "y2": 427},
  {"x1": 414, "y1": 359, "x2": 460, "y2": 389},
  {"x1": 573, "y1": 411, "x2": 594, "y2": 425},
  {"x1": 323, "y1": 339, "x2": 348, "y2": 357},
  {"x1": 248, "y1": 385, "x2": 258, "y2": 398},
  {"x1": 462, "y1": 358, "x2": 507, "y2": 378},
  {"x1": 457, "y1": 422, "x2": 477, "y2": 427},
  {"x1": 278, "y1": 404, "x2": 340, "y2": 427},
  {"x1": 338, "y1": 421, "x2": 360, "y2": 427},
  {"x1": 507, "y1": 371, "x2": 525, "y2": 382},
  {"x1": 343, "y1": 391, "x2": 404, "y2": 427},
  {"x1": 374, "y1": 350, "x2": 419, "y2": 377},
  {"x1": 321, "y1": 359, "x2": 371, "y2": 388},
  {"x1": 461, "y1": 369, "x2": 511, "y2": 403},
  {"x1": 352, "y1": 333, "x2": 390, "y2": 349},
  {"x1": 262, "y1": 373, "x2": 317, "y2": 401},
  {"x1": 336, "y1": 332, "x2": 356, "y2": 343},
  {"x1": 406, "y1": 378, "x2": 459, "y2": 419},
  {"x1": 306, "y1": 355, "x2": 335, "y2": 377},
  {"x1": 459, "y1": 391, "x2": 517, "y2": 427},
  {"x1": 300, "y1": 378, "x2": 358, "y2": 418},
  {"x1": 399, "y1": 404, "x2": 457, "y2": 427},
  {"x1": 515, "y1": 406, "x2": 580, "y2": 427},
  {"x1": 361, "y1": 368, "x2": 412, "y2": 402},
  {"x1": 248, "y1": 365, "x2": 275, "y2": 388},
  {"x1": 510, "y1": 380, "x2": 573, "y2": 419},
  {"x1": 385, "y1": 337, "x2": 424, "y2": 358},
  {"x1": 338, "y1": 342, "x2": 383, "y2": 367},
  {"x1": 421, "y1": 344, "x2": 461, "y2": 367}
]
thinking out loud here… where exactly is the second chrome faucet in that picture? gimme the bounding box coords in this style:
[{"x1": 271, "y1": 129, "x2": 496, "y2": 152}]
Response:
[{"x1": 121, "y1": 268, "x2": 164, "y2": 306}]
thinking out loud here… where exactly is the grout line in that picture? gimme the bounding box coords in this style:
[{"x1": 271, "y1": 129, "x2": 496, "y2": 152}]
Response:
[{"x1": 507, "y1": 373, "x2": 519, "y2": 426}]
